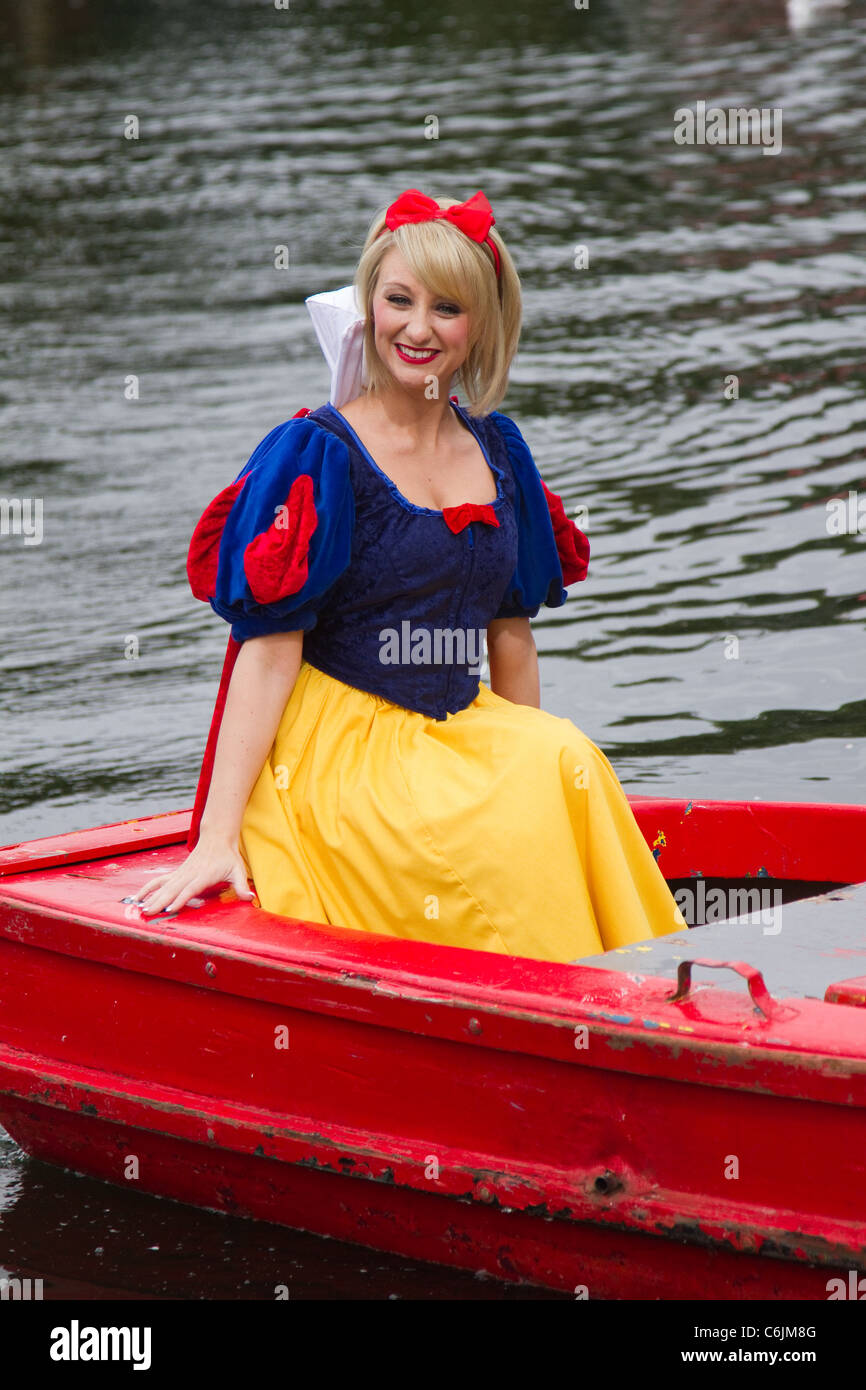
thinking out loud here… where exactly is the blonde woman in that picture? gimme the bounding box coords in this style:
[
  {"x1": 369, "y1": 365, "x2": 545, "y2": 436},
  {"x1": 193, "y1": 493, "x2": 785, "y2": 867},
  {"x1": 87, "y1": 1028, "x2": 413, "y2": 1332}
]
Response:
[{"x1": 136, "y1": 188, "x2": 683, "y2": 960}]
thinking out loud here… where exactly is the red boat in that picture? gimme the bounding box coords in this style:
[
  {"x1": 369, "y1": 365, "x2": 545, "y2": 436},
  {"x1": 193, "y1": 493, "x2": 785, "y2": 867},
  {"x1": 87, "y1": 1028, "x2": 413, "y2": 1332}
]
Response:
[{"x1": 1, "y1": 795, "x2": 865, "y2": 1299}]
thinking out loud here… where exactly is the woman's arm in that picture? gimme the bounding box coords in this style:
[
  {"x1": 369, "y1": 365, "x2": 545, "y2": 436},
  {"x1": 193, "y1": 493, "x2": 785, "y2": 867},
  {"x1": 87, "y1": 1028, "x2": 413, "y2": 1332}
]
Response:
[
  {"x1": 486, "y1": 617, "x2": 540, "y2": 707},
  {"x1": 135, "y1": 630, "x2": 304, "y2": 915}
]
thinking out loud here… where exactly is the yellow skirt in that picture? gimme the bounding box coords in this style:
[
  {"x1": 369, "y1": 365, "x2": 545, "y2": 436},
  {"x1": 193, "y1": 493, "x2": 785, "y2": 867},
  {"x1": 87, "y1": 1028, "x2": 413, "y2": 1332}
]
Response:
[{"x1": 238, "y1": 660, "x2": 685, "y2": 962}]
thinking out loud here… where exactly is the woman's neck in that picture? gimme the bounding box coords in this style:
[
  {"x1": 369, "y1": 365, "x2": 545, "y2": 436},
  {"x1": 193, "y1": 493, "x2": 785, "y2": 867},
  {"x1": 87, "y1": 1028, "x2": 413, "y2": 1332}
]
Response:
[{"x1": 341, "y1": 386, "x2": 460, "y2": 448}]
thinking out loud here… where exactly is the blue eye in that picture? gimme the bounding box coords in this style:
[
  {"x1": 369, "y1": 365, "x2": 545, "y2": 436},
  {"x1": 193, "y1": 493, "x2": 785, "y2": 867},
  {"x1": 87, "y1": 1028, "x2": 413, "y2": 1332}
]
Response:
[{"x1": 386, "y1": 295, "x2": 461, "y2": 314}]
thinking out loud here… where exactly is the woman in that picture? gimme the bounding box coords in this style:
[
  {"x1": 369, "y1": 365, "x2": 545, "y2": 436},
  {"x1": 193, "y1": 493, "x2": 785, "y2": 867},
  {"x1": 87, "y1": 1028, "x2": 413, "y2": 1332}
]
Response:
[{"x1": 135, "y1": 188, "x2": 684, "y2": 960}]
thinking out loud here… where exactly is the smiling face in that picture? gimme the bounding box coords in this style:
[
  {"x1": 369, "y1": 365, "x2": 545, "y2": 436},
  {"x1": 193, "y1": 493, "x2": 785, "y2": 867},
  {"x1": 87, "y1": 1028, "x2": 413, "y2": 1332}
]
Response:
[{"x1": 369, "y1": 247, "x2": 472, "y2": 396}]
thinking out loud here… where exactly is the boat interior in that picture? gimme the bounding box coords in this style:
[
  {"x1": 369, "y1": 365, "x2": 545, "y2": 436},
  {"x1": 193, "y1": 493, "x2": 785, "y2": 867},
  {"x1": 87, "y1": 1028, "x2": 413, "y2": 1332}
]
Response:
[{"x1": 1, "y1": 797, "x2": 865, "y2": 1011}]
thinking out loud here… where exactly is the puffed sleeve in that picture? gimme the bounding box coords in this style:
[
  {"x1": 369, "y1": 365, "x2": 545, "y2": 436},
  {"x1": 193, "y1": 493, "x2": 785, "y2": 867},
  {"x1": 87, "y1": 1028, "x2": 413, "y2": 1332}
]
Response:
[
  {"x1": 186, "y1": 412, "x2": 355, "y2": 642},
  {"x1": 489, "y1": 411, "x2": 590, "y2": 620}
]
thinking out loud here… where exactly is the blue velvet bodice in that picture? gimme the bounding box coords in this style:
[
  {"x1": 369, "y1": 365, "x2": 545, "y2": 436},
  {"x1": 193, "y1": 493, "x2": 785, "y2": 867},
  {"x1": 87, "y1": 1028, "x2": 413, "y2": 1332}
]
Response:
[
  {"x1": 301, "y1": 402, "x2": 519, "y2": 719},
  {"x1": 194, "y1": 399, "x2": 578, "y2": 722}
]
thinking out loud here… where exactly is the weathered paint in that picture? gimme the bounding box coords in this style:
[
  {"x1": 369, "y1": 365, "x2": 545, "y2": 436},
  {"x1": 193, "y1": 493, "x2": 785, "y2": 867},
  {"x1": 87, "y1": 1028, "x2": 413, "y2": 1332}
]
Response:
[
  {"x1": 627, "y1": 796, "x2": 866, "y2": 883},
  {"x1": 826, "y1": 977, "x2": 866, "y2": 1008}
]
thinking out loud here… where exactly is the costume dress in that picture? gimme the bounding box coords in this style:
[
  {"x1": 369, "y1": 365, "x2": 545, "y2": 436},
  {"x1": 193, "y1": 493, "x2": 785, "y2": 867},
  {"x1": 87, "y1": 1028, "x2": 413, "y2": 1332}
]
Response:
[{"x1": 186, "y1": 361, "x2": 684, "y2": 962}]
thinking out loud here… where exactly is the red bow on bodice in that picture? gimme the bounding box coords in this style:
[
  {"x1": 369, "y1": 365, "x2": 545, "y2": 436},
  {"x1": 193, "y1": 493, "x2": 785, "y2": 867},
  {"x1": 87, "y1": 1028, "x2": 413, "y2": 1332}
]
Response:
[{"x1": 441, "y1": 502, "x2": 500, "y2": 534}]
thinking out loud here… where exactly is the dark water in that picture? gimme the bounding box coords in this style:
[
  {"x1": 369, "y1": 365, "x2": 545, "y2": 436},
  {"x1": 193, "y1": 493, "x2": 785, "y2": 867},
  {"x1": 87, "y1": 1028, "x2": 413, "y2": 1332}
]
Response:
[
  {"x1": 0, "y1": 1132, "x2": 557, "y2": 1300},
  {"x1": 1, "y1": 0, "x2": 864, "y2": 1298}
]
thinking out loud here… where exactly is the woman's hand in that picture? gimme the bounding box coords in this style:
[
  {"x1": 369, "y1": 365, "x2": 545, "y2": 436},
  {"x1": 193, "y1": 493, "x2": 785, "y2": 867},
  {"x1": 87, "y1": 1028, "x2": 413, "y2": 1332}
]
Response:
[
  {"x1": 133, "y1": 831, "x2": 255, "y2": 916},
  {"x1": 132, "y1": 631, "x2": 305, "y2": 918}
]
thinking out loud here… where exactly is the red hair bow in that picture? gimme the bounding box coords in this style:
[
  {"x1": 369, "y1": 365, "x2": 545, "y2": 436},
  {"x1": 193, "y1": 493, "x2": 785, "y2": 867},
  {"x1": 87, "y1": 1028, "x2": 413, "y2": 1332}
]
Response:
[{"x1": 383, "y1": 189, "x2": 501, "y2": 278}]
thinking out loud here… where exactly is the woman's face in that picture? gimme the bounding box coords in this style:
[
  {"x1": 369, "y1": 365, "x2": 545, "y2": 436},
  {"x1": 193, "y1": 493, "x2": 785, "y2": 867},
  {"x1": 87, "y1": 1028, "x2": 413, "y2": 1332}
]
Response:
[{"x1": 369, "y1": 246, "x2": 471, "y2": 397}]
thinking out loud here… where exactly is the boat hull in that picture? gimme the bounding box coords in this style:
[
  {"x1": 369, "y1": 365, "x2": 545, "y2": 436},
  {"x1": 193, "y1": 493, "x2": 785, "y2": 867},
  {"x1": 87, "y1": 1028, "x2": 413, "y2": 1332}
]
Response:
[
  {"x1": 1, "y1": 798, "x2": 865, "y2": 1298},
  {"x1": 0, "y1": 1090, "x2": 845, "y2": 1300}
]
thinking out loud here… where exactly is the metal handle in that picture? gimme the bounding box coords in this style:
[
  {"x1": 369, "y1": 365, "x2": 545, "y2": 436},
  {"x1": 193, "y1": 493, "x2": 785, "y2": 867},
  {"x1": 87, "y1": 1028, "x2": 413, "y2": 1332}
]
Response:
[{"x1": 668, "y1": 957, "x2": 776, "y2": 1020}]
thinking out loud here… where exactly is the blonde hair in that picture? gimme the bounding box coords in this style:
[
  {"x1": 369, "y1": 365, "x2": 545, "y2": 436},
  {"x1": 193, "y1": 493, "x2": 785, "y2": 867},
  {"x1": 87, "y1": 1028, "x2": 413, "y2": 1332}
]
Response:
[{"x1": 353, "y1": 195, "x2": 522, "y2": 417}]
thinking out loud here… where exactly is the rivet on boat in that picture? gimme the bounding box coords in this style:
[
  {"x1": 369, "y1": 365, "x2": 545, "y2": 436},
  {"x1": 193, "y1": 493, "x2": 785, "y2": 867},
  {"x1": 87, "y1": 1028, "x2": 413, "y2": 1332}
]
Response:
[
  {"x1": 468, "y1": 1018, "x2": 482, "y2": 1035},
  {"x1": 205, "y1": 961, "x2": 216, "y2": 977}
]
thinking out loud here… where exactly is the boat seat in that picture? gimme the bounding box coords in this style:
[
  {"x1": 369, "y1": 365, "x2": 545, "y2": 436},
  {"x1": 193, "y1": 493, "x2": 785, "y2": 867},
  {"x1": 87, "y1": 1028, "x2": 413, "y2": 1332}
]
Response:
[{"x1": 576, "y1": 881, "x2": 866, "y2": 1004}]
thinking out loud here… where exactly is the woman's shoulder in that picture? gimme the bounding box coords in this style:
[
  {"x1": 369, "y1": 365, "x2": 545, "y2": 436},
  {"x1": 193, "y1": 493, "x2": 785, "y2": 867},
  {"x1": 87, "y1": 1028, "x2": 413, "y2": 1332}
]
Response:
[
  {"x1": 239, "y1": 404, "x2": 350, "y2": 468},
  {"x1": 471, "y1": 405, "x2": 529, "y2": 449},
  {"x1": 480, "y1": 408, "x2": 590, "y2": 590},
  {"x1": 232, "y1": 406, "x2": 355, "y2": 508},
  {"x1": 475, "y1": 408, "x2": 541, "y2": 486},
  {"x1": 186, "y1": 405, "x2": 356, "y2": 618}
]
